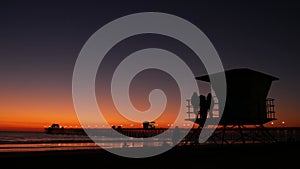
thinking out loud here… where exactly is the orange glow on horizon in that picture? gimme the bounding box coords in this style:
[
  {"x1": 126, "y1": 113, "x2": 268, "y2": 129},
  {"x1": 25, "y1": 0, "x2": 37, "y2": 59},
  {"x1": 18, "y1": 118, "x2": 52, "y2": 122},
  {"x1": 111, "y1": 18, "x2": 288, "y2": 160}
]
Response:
[{"x1": 1, "y1": 83, "x2": 300, "y2": 132}]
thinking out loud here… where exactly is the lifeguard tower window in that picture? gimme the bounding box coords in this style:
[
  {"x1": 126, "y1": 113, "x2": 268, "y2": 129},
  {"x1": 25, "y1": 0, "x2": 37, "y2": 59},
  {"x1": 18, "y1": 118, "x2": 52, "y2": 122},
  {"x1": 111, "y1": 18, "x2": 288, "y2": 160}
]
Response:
[
  {"x1": 194, "y1": 68, "x2": 279, "y2": 126},
  {"x1": 266, "y1": 98, "x2": 276, "y2": 119}
]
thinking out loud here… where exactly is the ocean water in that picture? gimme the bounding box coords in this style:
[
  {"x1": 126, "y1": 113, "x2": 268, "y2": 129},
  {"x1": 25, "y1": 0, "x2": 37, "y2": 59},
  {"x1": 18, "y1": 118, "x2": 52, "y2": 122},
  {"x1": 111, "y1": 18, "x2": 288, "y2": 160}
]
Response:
[
  {"x1": 0, "y1": 131, "x2": 173, "y2": 152},
  {"x1": 0, "y1": 131, "x2": 96, "y2": 152},
  {"x1": 1, "y1": 127, "x2": 299, "y2": 152}
]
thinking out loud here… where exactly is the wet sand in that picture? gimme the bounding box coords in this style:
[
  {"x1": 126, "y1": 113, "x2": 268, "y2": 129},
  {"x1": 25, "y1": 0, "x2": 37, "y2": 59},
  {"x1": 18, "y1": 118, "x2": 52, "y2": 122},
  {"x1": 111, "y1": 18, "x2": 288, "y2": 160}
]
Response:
[{"x1": 0, "y1": 142, "x2": 298, "y2": 169}]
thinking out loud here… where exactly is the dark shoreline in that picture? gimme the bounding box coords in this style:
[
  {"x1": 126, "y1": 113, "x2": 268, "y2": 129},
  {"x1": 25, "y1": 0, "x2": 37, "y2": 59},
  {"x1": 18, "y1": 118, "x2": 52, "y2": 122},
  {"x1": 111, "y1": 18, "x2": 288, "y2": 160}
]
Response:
[{"x1": 0, "y1": 142, "x2": 298, "y2": 169}]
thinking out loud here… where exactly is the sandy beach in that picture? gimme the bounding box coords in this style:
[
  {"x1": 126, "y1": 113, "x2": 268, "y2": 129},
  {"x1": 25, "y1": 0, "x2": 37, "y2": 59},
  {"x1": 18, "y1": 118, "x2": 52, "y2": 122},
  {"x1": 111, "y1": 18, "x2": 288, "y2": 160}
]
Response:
[{"x1": 0, "y1": 142, "x2": 298, "y2": 169}]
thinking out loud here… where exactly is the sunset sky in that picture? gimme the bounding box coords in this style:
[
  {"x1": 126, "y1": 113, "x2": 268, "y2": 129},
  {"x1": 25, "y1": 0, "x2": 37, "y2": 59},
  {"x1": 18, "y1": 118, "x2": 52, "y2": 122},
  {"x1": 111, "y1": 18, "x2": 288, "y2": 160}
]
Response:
[{"x1": 0, "y1": 0, "x2": 300, "y2": 131}]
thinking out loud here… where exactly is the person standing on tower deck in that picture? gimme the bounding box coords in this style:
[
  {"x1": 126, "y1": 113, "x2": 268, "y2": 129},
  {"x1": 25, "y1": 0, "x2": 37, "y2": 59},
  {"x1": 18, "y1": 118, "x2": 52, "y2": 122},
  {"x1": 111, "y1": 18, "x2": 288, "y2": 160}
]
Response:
[
  {"x1": 191, "y1": 92, "x2": 200, "y2": 117},
  {"x1": 199, "y1": 95, "x2": 207, "y2": 127},
  {"x1": 206, "y1": 93, "x2": 214, "y2": 119},
  {"x1": 199, "y1": 93, "x2": 212, "y2": 127},
  {"x1": 191, "y1": 94, "x2": 211, "y2": 145}
]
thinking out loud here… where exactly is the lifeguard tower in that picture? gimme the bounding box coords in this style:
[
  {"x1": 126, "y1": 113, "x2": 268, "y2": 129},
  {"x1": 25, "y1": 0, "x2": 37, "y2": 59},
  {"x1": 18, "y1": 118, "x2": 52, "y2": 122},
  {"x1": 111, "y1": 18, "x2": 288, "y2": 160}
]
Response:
[{"x1": 185, "y1": 68, "x2": 279, "y2": 144}]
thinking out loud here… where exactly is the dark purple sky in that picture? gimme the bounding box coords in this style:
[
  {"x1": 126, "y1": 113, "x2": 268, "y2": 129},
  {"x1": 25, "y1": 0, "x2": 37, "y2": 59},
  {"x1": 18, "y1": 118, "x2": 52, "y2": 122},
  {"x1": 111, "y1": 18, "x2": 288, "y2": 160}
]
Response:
[{"x1": 1, "y1": 0, "x2": 300, "y2": 128}]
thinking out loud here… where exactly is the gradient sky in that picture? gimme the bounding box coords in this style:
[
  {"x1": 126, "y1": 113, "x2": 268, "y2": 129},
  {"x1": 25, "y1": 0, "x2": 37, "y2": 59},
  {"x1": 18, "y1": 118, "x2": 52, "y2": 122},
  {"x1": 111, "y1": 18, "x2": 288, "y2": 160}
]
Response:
[{"x1": 0, "y1": 0, "x2": 300, "y2": 131}]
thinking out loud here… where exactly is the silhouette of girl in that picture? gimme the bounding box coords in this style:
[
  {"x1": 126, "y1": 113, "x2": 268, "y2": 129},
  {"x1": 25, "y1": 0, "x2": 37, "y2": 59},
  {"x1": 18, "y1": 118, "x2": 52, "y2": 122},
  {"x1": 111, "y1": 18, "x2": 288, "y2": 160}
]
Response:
[
  {"x1": 199, "y1": 95, "x2": 208, "y2": 123},
  {"x1": 206, "y1": 93, "x2": 213, "y2": 118}
]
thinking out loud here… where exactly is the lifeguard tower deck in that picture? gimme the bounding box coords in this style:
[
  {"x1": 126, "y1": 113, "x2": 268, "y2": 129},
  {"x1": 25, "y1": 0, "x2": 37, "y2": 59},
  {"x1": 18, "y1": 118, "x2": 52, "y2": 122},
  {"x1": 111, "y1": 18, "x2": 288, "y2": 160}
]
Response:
[{"x1": 184, "y1": 68, "x2": 279, "y2": 144}]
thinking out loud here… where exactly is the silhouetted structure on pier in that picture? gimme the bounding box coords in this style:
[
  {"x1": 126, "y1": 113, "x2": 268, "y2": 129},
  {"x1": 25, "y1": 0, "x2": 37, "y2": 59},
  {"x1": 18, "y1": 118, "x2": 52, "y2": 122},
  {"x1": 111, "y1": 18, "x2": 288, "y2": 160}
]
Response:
[
  {"x1": 142, "y1": 121, "x2": 156, "y2": 129},
  {"x1": 185, "y1": 68, "x2": 279, "y2": 144},
  {"x1": 44, "y1": 123, "x2": 86, "y2": 135}
]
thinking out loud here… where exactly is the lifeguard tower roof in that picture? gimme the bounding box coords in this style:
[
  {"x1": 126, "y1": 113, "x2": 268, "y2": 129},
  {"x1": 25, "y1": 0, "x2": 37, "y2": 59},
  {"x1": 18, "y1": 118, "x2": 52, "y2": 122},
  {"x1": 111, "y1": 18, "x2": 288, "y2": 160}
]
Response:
[
  {"x1": 196, "y1": 68, "x2": 279, "y2": 82},
  {"x1": 195, "y1": 68, "x2": 279, "y2": 125}
]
